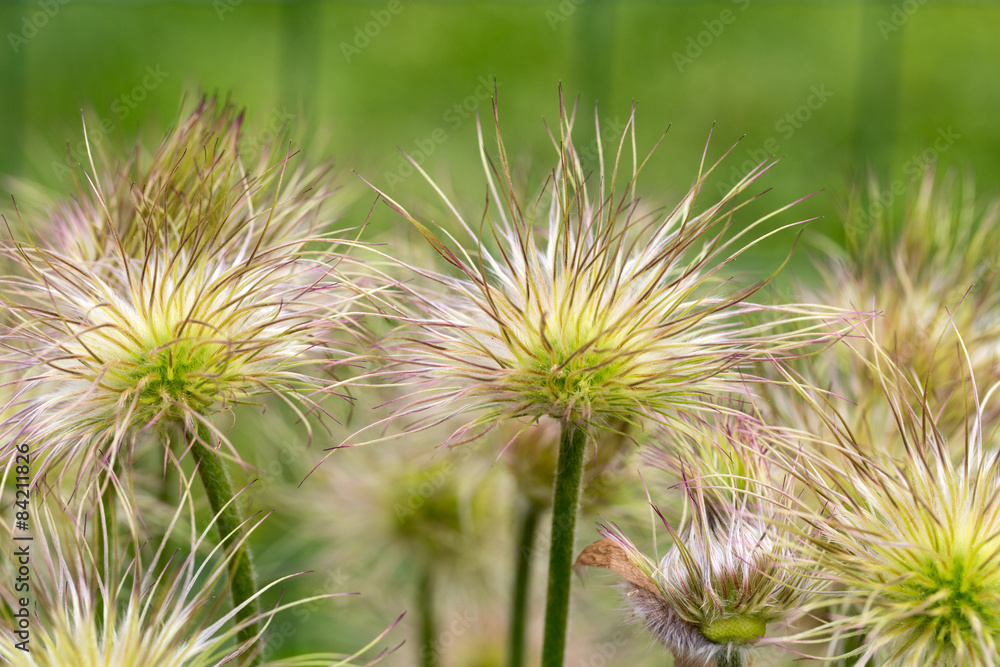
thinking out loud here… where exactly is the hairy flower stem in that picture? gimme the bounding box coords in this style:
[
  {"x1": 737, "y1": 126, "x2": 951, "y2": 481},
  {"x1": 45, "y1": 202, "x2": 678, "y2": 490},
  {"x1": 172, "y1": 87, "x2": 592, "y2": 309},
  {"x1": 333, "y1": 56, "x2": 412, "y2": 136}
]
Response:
[
  {"x1": 541, "y1": 423, "x2": 587, "y2": 666},
  {"x1": 94, "y1": 464, "x2": 118, "y2": 631},
  {"x1": 419, "y1": 567, "x2": 437, "y2": 667},
  {"x1": 190, "y1": 422, "x2": 260, "y2": 665},
  {"x1": 717, "y1": 649, "x2": 745, "y2": 667},
  {"x1": 508, "y1": 502, "x2": 542, "y2": 667}
]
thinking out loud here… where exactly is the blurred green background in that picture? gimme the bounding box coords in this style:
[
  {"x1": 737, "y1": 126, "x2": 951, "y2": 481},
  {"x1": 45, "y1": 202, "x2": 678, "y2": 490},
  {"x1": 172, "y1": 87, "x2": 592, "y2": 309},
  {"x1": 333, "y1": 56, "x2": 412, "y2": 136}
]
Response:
[
  {"x1": 2, "y1": 1, "x2": 999, "y2": 665},
  {"x1": 3, "y1": 0, "x2": 999, "y2": 249}
]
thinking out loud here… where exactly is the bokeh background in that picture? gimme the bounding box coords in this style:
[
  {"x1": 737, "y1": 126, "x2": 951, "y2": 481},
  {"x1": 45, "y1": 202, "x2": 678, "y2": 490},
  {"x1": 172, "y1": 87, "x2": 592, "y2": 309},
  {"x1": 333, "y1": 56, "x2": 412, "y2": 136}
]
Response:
[{"x1": 2, "y1": 1, "x2": 999, "y2": 665}]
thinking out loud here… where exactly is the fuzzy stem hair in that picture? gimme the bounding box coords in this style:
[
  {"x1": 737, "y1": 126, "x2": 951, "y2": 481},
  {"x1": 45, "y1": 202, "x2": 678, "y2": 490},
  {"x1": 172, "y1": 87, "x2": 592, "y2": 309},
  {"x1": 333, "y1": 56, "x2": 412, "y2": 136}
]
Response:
[
  {"x1": 190, "y1": 421, "x2": 260, "y2": 665},
  {"x1": 509, "y1": 501, "x2": 542, "y2": 667},
  {"x1": 541, "y1": 422, "x2": 587, "y2": 666}
]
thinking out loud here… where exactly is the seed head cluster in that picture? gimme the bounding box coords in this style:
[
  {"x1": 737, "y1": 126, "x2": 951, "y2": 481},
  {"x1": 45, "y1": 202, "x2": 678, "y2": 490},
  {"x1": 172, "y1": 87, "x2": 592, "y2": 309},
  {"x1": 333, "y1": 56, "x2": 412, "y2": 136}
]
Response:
[{"x1": 6, "y1": 87, "x2": 1000, "y2": 667}]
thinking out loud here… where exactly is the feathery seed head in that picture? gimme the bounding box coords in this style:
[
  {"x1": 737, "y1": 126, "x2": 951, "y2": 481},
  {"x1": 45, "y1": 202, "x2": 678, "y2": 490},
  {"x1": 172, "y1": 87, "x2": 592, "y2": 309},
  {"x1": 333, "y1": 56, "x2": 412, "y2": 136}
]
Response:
[
  {"x1": 276, "y1": 428, "x2": 510, "y2": 659},
  {"x1": 577, "y1": 416, "x2": 813, "y2": 665},
  {"x1": 365, "y1": 90, "x2": 837, "y2": 448},
  {"x1": 0, "y1": 479, "x2": 324, "y2": 667},
  {"x1": 1, "y1": 97, "x2": 357, "y2": 482},
  {"x1": 784, "y1": 341, "x2": 1000, "y2": 665},
  {"x1": 284, "y1": 408, "x2": 512, "y2": 589},
  {"x1": 51, "y1": 96, "x2": 330, "y2": 263},
  {"x1": 0, "y1": 479, "x2": 397, "y2": 667},
  {"x1": 791, "y1": 168, "x2": 1000, "y2": 439}
]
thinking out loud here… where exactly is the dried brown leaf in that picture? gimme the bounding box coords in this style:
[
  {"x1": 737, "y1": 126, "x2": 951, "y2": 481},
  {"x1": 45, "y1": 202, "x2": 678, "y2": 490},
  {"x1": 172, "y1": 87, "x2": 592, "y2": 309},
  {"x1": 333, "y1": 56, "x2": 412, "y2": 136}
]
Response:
[{"x1": 574, "y1": 538, "x2": 662, "y2": 597}]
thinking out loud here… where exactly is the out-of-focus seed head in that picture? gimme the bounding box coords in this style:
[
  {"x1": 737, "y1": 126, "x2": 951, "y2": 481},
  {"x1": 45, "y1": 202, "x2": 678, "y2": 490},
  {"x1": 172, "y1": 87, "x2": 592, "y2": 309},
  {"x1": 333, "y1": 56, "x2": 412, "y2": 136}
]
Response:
[
  {"x1": 51, "y1": 97, "x2": 331, "y2": 262},
  {"x1": 576, "y1": 415, "x2": 815, "y2": 665},
  {"x1": 503, "y1": 417, "x2": 635, "y2": 510},
  {"x1": 783, "y1": 168, "x2": 1000, "y2": 442},
  {"x1": 271, "y1": 419, "x2": 510, "y2": 664}
]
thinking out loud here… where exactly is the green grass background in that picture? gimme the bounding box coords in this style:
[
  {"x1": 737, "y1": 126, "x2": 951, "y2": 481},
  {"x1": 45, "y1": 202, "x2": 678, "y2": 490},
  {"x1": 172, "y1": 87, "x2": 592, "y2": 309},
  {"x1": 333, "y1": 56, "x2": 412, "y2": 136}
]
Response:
[{"x1": 2, "y1": 1, "x2": 999, "y2": 665}]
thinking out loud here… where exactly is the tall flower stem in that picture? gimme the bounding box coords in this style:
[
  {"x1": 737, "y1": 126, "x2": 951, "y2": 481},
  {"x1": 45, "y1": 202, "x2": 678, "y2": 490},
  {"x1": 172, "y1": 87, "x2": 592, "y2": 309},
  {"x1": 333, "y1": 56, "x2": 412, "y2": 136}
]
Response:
[
  {"x1": 418, "y1": 567, "x2": 437, "y2": 667},
  {"x1": 508, "y1": 501, "x2": 542, "y2": 667},
  {"x1": 189, "y1": 421, "x2": 260, "y2": 664},
  {"x1": 94, "y1": 463, "x2": 118, "y2": 631},
  {"x1": 717, "y1": 649, "x2": 745, "y2": 667},
  {"x1": 541, "y1": 423, "x2": 587, "y2": 666}
]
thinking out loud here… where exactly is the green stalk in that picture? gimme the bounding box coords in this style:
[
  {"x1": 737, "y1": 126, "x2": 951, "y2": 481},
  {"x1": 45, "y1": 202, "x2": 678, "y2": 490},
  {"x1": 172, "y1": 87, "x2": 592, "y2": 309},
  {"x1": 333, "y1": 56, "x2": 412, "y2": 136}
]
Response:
[
  {"x1": 94, "y1": 466, "x2": 118, "y2": 632},
  {"x1": 508, "y1": 502, "x2": 542, "y2": 667},
  {"x1": 540, "y1": 423, "x2": 587, "y2": 667},
  {"x1": 717, "y1": 648, "x2": 745, "y2": 667},
  {"x1": 418, "y1": 567, "x2": 437, "y2": 667},
  {"x1": 190, "y1": 422, "x2": 260, "y2": 665}
]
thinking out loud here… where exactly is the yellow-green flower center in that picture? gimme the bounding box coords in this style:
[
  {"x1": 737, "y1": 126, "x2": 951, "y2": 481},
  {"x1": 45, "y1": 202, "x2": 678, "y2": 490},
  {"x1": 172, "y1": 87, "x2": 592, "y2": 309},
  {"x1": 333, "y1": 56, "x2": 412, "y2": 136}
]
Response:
[
  {"x1": 546, "y1": 345, "x2": 622, "y2": 393},
  {"x1": 122, "y1": 341, "x2": 238, "y2": 421},
  {"x1": 515, "y1": 321, "x2": 631, "y2": 418},
  {"x1": 899, "y1": 552, "x2": 1000, "y2": 647},
  {"x1": 701, "y1": 615, "x2": 767, "y2": 645}
]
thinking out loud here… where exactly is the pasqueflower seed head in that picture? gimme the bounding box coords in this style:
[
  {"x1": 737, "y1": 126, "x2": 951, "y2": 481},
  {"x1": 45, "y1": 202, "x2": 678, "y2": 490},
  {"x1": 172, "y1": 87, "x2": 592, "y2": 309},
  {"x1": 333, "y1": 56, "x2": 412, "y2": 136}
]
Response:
[
  {"x1": 784, "y1": 343, "x2": 1000, "y2": 666},
  {"x1": 50, "y1": 96, "x2": 333, "y2": 263},
  {"x1": 0, "y1": 99, "x2": 359, "y2": 483},
  {"x1": 0, "y1": 477, "x2": 396, "y2": 667},
  {"x1": 577, "y1": 416, "x2": 814, "y2": 666},
  {"x1": 793, "y1": 168, "x2": 1000, "y2": 438},
  {"x1": 362, "y1": 91, "x2": 839, "y2": 448}
]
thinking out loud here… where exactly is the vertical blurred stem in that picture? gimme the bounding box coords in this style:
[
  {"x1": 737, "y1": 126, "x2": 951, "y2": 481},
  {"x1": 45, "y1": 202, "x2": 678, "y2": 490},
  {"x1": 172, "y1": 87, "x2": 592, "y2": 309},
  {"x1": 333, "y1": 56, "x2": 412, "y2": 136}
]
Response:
[
  {"x1": 418, "y1": 567, "x2": 437, "y2": 667},
  {"x1": 94, "y1": 462, "x2": 118, "y2": 632},
  {"x1": 508, "y1": 501, "x2": 542, "y2": 667},
  {"x1": 574, "y1": 0, "x2": 616, "y2": 112},
  {"x1": 158, "y1": 448, "x2": 178, "y2": 514},
  {"x1": 280, "y1": 0, "x2": 320, "y2": 132},
  {"x1": 190, "y1": 422, "x2": 260, "y2": 665},
  {"x1": 146, "y1": 434, "x2": 179, "y2": 553},
  {"x1": 541, "y1": 423, "x2": 587, "y2": 667}
]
